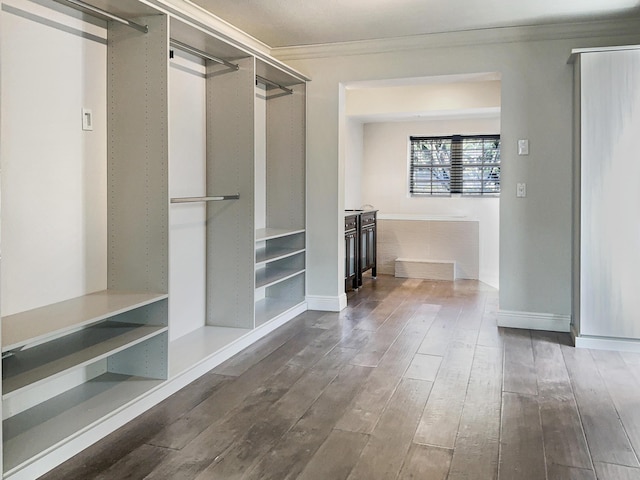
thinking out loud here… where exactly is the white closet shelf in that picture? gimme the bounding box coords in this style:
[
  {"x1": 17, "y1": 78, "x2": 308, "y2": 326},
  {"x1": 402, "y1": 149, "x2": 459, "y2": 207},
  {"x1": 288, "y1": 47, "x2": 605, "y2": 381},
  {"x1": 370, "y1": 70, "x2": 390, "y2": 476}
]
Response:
[
  {"x1": 2, "y1": 290, "x2": 168, "y2": 352},
  {"x1": 168, "y1": 325, "x2": 252, "y2": 377},
  {"x1": 255, "y1": 298, "x2": 305, "y2": 327},
  {"x1": 3, "y1": 372, "x2": 164, "y2": 474},
  {"x1": 3, "y1": 323, "x2": 168, "y2": 398},
  {"x1": 255, "y1": 268, "x2": 305, "y2": 289},
  {"x1": 255, "y1": 246, "x2": 305, "y2": 266},
  {"x1": 255, "y1": 227, "x2": 305, "y2": 242}
]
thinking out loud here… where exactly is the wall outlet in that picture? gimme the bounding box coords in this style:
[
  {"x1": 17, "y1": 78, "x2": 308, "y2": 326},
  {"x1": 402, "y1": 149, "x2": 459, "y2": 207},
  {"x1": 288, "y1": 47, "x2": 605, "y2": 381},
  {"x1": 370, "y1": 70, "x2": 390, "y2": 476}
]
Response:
[{"x1": 517, "y1": 183, "x2": 526, "y2": 198}]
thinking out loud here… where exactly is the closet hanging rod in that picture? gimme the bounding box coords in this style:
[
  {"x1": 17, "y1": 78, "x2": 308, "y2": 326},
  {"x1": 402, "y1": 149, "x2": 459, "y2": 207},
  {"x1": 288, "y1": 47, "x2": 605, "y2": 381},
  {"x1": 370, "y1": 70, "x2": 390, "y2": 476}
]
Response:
[
  {"x1": 171, "y1": 195, "x2": 240, "y2": 204},
  {"x1": 54, "y1": 0, "x2": 148, "y2": 33},
  {"x1": 256, "y1": 75, "x2": 293, "y2": 95},
  {"x1": 169, "y1": 39, "x2": 239, "y2": 71}
]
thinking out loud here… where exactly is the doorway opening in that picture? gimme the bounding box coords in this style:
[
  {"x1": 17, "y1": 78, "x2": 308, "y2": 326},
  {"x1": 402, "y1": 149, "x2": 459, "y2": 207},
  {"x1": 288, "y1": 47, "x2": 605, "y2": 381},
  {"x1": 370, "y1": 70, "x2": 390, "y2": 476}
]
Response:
[{"x1": 342, "y1": 73, "x2": 501, "y2": 289}]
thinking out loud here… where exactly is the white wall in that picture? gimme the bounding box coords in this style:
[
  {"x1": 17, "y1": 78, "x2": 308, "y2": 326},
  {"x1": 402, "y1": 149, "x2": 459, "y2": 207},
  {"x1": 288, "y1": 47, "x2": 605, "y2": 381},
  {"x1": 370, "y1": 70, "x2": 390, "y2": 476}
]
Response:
[
  {"x1": 347, "y1": 79, "x2": 501, "y2": 118},
  {"x1": 344, "y1": 118, "x2": 363, "y2": 209},
  {"x1": 378, "y1": 219, "x2": 480, "y2": 280},
  {"x1": 361, "y1": 118, "x2": 500, "y2": 287},
  {"x1": 1, "y1": 0, "x2": 108, "y2": 316},
  {"x1": 277, "y1": 20, "x2": 640, "y2": 319}
]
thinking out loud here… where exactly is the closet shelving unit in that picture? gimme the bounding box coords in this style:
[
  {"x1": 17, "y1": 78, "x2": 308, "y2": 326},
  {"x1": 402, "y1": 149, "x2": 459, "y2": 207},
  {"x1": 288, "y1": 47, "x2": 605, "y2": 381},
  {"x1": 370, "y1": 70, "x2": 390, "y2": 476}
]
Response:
[
  {"x1": 1, "y1": 0, "x2": 308, "y2": 477},
  {"x1": 166, "y1": 17, "x2": 258, "y2": 376},
  {"x1": 255, "y1": 228, "x2": 306, "y2": 325},
  {"x1": 255, "y1": 243, "x2": 305, "y2": 289},
  {"x1": 168, "y1": 17, "x2": 308, "y2": 343},
  {"x1": 1, "y1": 1, "x2": 170, "y2": 476},
  {"x1": 254, "y1": 59, "x2": 307, "y2": 328}
]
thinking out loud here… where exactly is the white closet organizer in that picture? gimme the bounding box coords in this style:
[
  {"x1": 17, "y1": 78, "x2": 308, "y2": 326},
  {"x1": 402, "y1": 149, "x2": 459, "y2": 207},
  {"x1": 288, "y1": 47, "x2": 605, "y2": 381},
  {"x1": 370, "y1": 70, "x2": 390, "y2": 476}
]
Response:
[
  {"x1": 1, "y1": 0, "x2": 308, "y2": 477},
  {"x1": 169, "y1": 17, "x2": 307, "y2": 339},
  {"x1": 167, "y1": 19, "x2": 254, "y2": 358},
  {"x1": 1, "y1": 0, "x2": 169, "y2": 476},
  {"x1": 255, "y1": 60, "x2": 307, "y2": 328},
  {"x1": 166, "y1": 17, "x2": 259, "y2": 380}
]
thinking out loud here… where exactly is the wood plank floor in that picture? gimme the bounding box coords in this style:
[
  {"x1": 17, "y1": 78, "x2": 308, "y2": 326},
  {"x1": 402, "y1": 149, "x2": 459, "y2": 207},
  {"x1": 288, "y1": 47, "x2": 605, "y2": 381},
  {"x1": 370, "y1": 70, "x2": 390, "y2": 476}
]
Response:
[{"x1": 40, "y1": 276, "x2": 640, "y2": 480}]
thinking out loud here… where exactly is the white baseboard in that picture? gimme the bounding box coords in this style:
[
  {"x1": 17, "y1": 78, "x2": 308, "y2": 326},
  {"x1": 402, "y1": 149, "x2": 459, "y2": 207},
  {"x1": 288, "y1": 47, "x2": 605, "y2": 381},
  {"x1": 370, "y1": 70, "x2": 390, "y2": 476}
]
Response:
[
  {"x1": 306, "y1": 294, "x2": 347, "y2": 312},
  {"x1": 497, "y1": 309, "x2": 571, "y2": 332},
  {"x1": 574, "y1": 334, "x2": 640, "y2": 353},
  {"x1": 570, "y1": 324, "x2": 579, "y2": 345}
]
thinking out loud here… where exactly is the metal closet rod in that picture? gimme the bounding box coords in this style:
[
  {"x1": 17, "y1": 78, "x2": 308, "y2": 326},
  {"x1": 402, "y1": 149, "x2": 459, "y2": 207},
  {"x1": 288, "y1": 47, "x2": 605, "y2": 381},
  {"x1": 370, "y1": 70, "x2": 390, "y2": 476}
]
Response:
[
  {"x1": 54, "y1": 0, "x2": 148, "y2": 33},
  {"x1": 170, "y1": 39, "x2": 239, "y2": 71},
  {"x1": 256, "y1": 75, "x2": 293, "y2": 95},
  {"x1": 171, "y1": 194, "x2": 240, "y2": 204}
]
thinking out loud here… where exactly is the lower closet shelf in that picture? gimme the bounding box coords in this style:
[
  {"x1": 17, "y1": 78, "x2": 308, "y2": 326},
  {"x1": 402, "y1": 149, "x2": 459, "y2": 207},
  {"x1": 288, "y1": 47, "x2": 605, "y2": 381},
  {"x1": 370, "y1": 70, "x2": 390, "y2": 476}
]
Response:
[
  {"x1": 3, "y1": 372, "x2": 165, "y2": 474},
  {"x1": 255, "y1": 298, "x2": 305, "y2": 327},
  {"x1": 168, "y1": 325, "x2": 252, "y2": 377},
  {"x1": 3, "y1": 323, "x2": 167, "y2": 397}
]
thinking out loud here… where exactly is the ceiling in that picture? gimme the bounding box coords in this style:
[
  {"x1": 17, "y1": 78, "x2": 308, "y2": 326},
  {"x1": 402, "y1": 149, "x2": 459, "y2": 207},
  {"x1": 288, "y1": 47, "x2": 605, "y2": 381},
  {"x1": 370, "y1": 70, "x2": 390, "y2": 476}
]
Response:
[{"x1": 191, "y1": 0, "x2": 640, "y2": 48}]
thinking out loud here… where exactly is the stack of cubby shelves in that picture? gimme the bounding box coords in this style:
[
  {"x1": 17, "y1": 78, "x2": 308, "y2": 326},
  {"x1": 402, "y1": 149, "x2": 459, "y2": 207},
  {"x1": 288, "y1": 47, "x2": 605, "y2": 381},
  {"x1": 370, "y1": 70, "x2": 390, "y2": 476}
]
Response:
[
  {"x1": 0, "y1": 0, "x2": 307, "y2": 478},
  {"x1": 255, "y1": 228, "x2": 306, "y2": 326}
]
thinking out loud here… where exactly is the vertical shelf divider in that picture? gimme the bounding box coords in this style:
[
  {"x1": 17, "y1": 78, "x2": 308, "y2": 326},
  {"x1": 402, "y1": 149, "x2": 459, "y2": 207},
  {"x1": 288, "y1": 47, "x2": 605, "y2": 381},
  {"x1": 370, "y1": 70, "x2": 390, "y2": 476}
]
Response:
[
  {"x1": 108, "y1": 14, "x2": 169, "y2": 297},
  {"x1": 206, "y1": 57, "x2": 256, "y2": 329},
  {"x1": 107, "y1": 13, "x2": 169, "y2": 377}
]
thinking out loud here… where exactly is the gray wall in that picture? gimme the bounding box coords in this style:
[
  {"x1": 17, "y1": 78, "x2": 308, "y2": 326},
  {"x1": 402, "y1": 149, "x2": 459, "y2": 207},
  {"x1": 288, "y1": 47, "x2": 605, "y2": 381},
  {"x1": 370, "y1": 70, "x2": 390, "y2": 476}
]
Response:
[{"x1": 276, "y1": 21, "x2": 640, "y2": 319}]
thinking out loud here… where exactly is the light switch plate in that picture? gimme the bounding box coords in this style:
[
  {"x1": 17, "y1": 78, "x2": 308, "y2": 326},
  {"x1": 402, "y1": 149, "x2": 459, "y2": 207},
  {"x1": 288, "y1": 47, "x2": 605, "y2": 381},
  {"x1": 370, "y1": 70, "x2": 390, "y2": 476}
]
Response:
[
  {"x1": 518, "y1": 139, "x2": 529, "y2": 155},
  {"x1": 517, "y1": 183, "x2": 526, "y2": 198},
  {"x1": 82, "y1": 108, "x2": 93, "y2": 131}
]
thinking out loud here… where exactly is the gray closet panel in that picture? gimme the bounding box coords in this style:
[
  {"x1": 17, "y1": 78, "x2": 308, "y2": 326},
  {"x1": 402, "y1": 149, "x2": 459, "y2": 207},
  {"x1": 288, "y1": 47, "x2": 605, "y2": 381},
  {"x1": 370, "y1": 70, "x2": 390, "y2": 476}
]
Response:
[
  {"x1": 206, "y1": 56, "x2": 256, "y2": 328},
  {"x1": 107, "y1": 14, "x2": 169, "y2": 294},
  {"x1": 108, "y1": 331, "x2": 168, "y2": 379}
]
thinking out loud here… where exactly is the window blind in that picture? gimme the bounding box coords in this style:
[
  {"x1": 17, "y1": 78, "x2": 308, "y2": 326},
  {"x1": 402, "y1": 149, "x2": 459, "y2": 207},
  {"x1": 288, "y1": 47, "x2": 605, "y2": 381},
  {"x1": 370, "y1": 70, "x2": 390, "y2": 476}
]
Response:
[{"x1": 409, "y1": 134, "x2": 500, "y2": 196}]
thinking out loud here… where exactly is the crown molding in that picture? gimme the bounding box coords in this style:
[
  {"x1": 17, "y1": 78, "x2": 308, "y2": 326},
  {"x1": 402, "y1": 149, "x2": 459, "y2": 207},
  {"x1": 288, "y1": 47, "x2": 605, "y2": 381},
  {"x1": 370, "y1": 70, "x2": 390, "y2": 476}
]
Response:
[
  {"x1": 146, "y1": 0, "x2": 271, "y2": 56},
  {"x1": 143, "y1": 0, "x2": 310, "y2": 82},
  {"x1": 273, "y1": 17, "x2": 640, "y2": 61}
]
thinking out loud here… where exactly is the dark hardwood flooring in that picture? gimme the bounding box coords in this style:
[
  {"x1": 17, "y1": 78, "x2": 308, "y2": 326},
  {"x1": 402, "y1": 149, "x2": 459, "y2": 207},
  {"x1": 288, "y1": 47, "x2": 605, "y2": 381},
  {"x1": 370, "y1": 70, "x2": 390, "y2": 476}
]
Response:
[{"x1": 40, "y1": 275, "x2": 640, "y2": 479}]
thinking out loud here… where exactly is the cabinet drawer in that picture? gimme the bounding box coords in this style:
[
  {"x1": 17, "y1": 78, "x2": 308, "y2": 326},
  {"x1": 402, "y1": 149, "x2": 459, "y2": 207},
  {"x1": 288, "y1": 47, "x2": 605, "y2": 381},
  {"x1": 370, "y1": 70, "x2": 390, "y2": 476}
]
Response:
[
  {"x1": 345, "y1": 216, "x2": 358, "y2": 231},
  {"x1": 361, "y1": 212, "x2": 376, "y2": 226}
]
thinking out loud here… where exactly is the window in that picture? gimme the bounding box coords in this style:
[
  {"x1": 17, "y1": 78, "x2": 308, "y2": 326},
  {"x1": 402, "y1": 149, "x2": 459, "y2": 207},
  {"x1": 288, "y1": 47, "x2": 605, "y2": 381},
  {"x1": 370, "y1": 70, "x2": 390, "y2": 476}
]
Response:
[{"x1": 409, "y1": 134, "x2": 501, "y2": 196}]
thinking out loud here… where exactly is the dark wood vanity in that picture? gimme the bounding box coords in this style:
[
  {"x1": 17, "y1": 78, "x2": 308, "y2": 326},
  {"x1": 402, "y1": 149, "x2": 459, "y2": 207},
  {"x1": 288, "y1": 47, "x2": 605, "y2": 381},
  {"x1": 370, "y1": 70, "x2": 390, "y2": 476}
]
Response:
[{"x1": 344, "y1": 210, "x2": 377, "y2": 291}]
